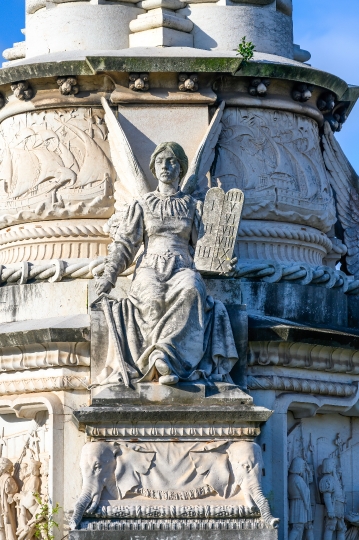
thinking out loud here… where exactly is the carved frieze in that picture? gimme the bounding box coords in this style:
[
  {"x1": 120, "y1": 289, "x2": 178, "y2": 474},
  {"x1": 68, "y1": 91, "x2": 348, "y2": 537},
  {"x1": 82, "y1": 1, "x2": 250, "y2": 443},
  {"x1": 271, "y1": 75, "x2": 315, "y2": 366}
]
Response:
[
  {"x1": 0, "y1": 342, "x2": 90, "y2": 372},
  {"x1": 0, "y1": 219, "x2": 110, "y2": 263},
  {"x1": 0, "y1": 373, "x2": 89, "y2": 396},
  {"x1": 0, "y1": 108, "x2": 115, "y2": 229},
  {"x1": 212, "y1": 107, "x2": 336, "y2": 232},
  {"x1": 71, "y1": 440, "x2": 278, "y2": 530},
  {"x1": 248, "y1": 341, "x2": 359, "y2": 374},
  {"x1": 248, "y1": 375, "x2": 356, "y2": 397}
]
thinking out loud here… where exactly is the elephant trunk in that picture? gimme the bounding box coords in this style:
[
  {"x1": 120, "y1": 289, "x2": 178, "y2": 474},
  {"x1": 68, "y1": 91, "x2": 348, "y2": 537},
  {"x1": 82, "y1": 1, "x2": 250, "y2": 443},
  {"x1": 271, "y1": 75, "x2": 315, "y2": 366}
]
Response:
[
  {"x1": 249, "y1": 484, "x2": 279, "y2": 529},
  {"x1": 70, "y1": 483, "x2": 100, "y2": 530}
]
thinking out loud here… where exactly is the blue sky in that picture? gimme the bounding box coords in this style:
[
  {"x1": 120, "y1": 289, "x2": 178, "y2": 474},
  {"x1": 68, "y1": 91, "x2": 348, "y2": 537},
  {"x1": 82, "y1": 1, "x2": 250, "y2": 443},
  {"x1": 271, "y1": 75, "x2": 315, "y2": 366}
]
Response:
[{"x1": 0, "y1": 0, "x2": 358, "y2": 169}]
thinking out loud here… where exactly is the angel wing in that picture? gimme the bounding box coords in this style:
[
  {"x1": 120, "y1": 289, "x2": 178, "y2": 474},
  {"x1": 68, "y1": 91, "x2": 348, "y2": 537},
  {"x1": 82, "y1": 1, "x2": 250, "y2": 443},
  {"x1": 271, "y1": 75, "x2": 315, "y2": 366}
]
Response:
[
  {"x1": 182, "y1": 101, "x2": 225, "y2": 197},
  {"x1": 322, "y1": 121, "x2": 359, "y2": 277},
  {"x1": 101, "y1": 97, "x2": 152, "y2": 206}
]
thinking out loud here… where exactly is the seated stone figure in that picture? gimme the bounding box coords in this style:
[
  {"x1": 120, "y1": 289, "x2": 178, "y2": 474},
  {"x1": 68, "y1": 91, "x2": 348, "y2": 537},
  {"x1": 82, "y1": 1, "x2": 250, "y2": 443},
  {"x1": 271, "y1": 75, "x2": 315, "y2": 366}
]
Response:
[
  {"x1": 96, "y1": 101, "x2": 242, "y2": 384},
  {"x1": 95, "y1": 141, "x2": 239, "y2": 386}
]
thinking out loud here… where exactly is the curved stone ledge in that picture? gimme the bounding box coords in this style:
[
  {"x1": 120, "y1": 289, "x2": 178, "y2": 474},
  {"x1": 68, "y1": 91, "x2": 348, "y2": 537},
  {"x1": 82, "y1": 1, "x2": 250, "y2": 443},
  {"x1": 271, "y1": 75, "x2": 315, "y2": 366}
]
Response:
[
  {"x1": 248, "y1": 341, "x2": 359, "y2": 374},
  {"x1": 0, "y1": 367, "x2": 89, "y2": 395},
  {"x1": 0, "y1": 220, "x2": 109, "y2": 264},
  {"x1": 0, "y1": 52, "x2": 351, "y2": 102},
  {"x1": 247, "y1": 375, "x2": 356, "y2": 397},
  {"x1": 237, "y1": 220, "x2": 332, "y2": 267},
  {"x1": 0, "y1": 342, "x2": 90, "y2": 372}
]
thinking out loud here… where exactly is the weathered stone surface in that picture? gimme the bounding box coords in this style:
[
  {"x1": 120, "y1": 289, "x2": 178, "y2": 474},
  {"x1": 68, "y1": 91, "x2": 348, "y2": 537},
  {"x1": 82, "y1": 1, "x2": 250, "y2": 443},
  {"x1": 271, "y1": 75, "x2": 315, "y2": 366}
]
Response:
[
  {"x1": 179, "y1": 5, "x2": 293, "y2": 57},
  {"x1": 0, "y1": 281, "x2": 88, "y2": 323},
  {"x1": 130, "y1": 27, "x2": 194, "y2": 48},
  {"x1": 26, "y1": 4, "x2": 144, "y2": 58},
  {"x1": 0, "y1": 315, "x2": 90, "y2": 346}
]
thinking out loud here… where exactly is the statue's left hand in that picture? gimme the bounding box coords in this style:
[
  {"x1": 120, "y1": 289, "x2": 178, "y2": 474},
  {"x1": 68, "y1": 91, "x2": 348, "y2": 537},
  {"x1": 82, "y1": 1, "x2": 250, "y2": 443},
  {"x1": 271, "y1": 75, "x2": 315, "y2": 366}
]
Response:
[{"x1": 222, "y1": 257, "x2": 237, "y2": 277}]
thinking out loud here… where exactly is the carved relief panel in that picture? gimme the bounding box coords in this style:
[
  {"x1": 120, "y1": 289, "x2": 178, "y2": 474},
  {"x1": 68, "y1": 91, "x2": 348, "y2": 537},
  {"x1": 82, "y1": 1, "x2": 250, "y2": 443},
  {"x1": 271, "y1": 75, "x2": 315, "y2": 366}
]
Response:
[
  {"x1": 212, "y1": 108, "x2": 336, "y2": 233},
  {"x1": 0, "y1": 410, "x2": 51, "y2": 540},
  {"x1": 0, "y1": 108, "x2": 115, "y2": 229},
  {"x1": 71, "y1": 433, "x2": 278, "y2": 532},
  {"x1": 287, "y1": 413, "x2": 359, "y2": 539}
]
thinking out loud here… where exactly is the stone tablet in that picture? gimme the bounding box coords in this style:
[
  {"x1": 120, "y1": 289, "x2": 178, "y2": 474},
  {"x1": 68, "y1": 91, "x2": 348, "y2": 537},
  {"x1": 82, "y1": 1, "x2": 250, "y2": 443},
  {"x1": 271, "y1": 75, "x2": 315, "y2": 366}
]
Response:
[{"x1": 194, "y1": 187, "x2": 244, "y2": 274}]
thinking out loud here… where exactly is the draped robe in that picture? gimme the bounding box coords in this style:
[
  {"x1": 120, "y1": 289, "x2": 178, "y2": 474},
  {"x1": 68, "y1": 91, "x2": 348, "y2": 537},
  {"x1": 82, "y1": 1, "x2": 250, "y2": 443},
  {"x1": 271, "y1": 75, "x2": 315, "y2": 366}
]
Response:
[{"x1": 98, "y1": 189, "x2": 238, "y2": 384}]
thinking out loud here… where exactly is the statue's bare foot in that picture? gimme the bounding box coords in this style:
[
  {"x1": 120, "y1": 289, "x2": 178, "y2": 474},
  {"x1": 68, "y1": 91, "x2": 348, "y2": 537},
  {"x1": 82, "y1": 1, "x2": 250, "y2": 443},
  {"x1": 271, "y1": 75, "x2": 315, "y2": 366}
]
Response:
[
  {"x1": 151, "y1": 352, "x2": 179, "y2": 385},
  {"x1": 158, "y1": 374, "x2": 179, "y2": 385}
]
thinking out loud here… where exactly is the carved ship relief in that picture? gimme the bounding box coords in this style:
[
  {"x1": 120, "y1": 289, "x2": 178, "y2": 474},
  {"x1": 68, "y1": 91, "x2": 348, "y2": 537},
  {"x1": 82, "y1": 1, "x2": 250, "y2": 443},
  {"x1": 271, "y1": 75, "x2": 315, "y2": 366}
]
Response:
[{"x1": 0, "y1": 108, "x2": 116, "y2": 228}]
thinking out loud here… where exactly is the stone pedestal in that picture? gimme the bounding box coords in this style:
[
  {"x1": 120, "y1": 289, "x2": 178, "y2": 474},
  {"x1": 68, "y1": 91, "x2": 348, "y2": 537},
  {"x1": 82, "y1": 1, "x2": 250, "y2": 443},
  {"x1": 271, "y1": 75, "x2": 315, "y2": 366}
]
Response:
[{"x1": 71, "y1": 380, "x2": 278, "y2": 537}]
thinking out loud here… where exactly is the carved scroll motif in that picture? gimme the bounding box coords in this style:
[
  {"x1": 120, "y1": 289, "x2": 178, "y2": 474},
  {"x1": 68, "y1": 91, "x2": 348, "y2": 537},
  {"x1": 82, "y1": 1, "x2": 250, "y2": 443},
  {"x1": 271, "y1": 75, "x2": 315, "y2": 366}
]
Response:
[{"x1": 194, "y1": 187, "x2": 244, "y2": 274}]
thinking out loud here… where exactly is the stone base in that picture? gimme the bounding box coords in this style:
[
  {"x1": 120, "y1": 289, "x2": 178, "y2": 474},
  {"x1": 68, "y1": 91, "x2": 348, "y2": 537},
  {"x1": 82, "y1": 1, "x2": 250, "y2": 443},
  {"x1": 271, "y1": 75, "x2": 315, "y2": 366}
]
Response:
[
  {"x1": 129, "y1": 27, "x2": 193, "y2": 47},
  {"x1": 70, "y1": 528, "x2": 278, "y2": 539}
]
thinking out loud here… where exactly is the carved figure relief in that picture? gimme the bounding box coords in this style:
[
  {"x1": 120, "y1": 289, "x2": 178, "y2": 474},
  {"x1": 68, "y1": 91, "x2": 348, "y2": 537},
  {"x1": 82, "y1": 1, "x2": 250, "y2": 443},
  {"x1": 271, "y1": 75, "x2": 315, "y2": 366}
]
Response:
[
  {"x1": 288, "y1": 457, "x2": 314, "y2": 540},
  {"x1": 319, "y1": 458, "x2": 346, "y2": 540},
  {"x1": 286, "y1": 416, "x2": 359, "y2": 539},
  {"x1": 212, "y1": 107, "x2": 336, "y2": 232},
  {"x1": 94, "y1": 99, "x2": 240, "y2": 387},
  {"x1": 0, "y1": 108, "x2": 115, "y2": 228},
  {"x1": 15, "y1": 460, "x2": 41, "y2": 540},
  {"x1": 71, "y1": 440, "x2": 277, "y2": 530},
  {"x1": 0, "y1": 412, "x2": 51, "y2": 540},
  {"x1": 0, "y1": 458, "x2": 18, "y2": 540}
]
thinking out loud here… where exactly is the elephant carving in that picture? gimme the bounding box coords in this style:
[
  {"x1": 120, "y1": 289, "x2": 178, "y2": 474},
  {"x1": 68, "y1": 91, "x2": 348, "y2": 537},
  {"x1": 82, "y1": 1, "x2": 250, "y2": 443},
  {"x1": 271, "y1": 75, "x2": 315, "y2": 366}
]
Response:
[
  {"x1": 70, "y1": 441, "x2": 155, "y2": 529},
  {"x1": 190, "y1": 440, "x2": 279, "y2": 528}
]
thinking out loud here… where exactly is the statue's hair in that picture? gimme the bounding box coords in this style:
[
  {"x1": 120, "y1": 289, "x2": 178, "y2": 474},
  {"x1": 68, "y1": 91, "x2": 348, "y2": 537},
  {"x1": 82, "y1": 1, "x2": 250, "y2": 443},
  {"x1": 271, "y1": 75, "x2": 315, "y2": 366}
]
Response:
[
  {"x1": 321, "y1": 458, "x2": 336, "y2": 474},
  {"x1": 0, "y1": 457, "x2": 13, "y2": 472},
  {"x1": 289, "y1": 457, "x2": 305, "y2": 475},
  {"x1": 149, "y1": 142, "x2": 188, "y2": 180}
]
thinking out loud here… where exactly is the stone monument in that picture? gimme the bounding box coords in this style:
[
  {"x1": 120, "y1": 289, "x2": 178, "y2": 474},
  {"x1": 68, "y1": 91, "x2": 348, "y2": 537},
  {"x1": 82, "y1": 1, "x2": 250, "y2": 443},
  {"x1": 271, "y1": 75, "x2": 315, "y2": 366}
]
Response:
[{"x1": 0, "y1": 0, "x2": 358, "y2": 539}]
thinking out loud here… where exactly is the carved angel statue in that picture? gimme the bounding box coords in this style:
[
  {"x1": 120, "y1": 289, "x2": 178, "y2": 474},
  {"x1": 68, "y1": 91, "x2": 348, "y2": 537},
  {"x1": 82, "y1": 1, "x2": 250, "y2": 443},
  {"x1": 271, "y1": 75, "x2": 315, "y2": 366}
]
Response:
[
  {"x1": 95, "y1": 98, "x2": 240, "y2": 386},
  {"x1": 322, "y1": 121, "x2": 359, "y2": 277}
]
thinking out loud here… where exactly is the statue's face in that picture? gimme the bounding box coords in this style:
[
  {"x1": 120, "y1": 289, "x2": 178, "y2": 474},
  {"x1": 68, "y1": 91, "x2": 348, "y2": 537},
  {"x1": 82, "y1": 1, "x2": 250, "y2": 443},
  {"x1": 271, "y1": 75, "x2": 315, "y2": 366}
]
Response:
[{"x1": 155, "y1": 149, "x2": 181, "y2": 185}]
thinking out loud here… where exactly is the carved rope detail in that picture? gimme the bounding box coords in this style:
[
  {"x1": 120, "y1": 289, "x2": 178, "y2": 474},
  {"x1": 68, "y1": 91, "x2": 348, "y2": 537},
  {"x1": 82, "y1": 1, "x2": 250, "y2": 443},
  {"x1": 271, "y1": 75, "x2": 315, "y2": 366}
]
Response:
[
  {"x1": 247, "y1": 375, "x2": 356, "y2": 397},
  {"x1": 0, "y1": 342, "x2": 90, "y2": 372},
  {"x1": 248, "y1": 341, "x2": 359, "y2": 373},
  {"x1": 0, "y1": 375, "x2": 89, "y2": 396},
  {"x1": 0, "y1": 257, "x2": 358, "y2": 294},
  {"x1": 238, "y1": 223, "x2": 333, "y2": 252},
  {"x1": 0, "y1": 224, "x2": 107, "y2": 246}
]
